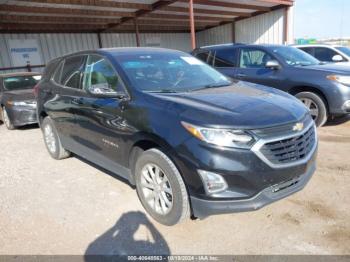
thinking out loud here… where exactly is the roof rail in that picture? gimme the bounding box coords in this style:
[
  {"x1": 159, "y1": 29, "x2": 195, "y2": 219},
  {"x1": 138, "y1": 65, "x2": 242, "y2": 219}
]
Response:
[{"x1": 200, "y1": 43, "x2": 246, "y2": 48}]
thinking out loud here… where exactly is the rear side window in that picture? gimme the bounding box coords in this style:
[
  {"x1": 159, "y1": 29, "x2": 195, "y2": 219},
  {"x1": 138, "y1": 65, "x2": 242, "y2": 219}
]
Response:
[
  {"x1": 60, "y1": 55, "x2": 86, "y2": 89},
  {"x1": 195, "y1": 51, "x2": 209, "y2": 63},
  {"x1": 52, "y1": 61, "x2": 64, "y2": 84},
  {"x1": 314, "y1": 47, "x2": 340, "y2": 62},
  {"x1": 299, "y1": 47, "x2": 314, "y2": 56},
  {"x1": 214, "y1": 48, "x2": 237, "y2": 67}
]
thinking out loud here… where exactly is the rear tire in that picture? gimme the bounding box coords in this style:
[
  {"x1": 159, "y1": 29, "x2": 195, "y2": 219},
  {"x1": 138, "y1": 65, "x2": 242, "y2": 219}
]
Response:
[
  {"x1": 42, "y1": 117, "x2": 70, "y2": 160},
  {"x1": 135, "y1": 148, "x2": 190, "y2": 226},
  {"x1": 295, "y1": 92, "x2": 328, "y2": 127},
  {"x1": 2, "y1": 107, "x2": 15, "y2": 130}
]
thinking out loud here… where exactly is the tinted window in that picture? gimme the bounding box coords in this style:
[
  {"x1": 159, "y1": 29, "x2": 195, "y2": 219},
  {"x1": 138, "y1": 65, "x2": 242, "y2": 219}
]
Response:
[
  {"x1": 214, "y1": 48, "x2": 237, "y2": 67},
  {"x1": 52, "y1": 61, "x2": 64, "y2": 83},
  {"x1": 3, "y1": 75, "x2": 41, "y2": 90},
  {"x1": 61, "y1": 55, "x2": 86, "y2": 89},
  {"x1": 195, "y1": 52, "x2": 209, "y2": 63},
  {"x1": 299, "y1": 47, "x2": 314, "y2": 56},
  {"x1": 314, "y1": 47, "x2": 340, "y2": 62},
  {"x1": 239, "y1": 48, "x2": 272, "y2": 68},
  {"x1": 83, "y1": 55, "x2": 123, "y2": 93}
]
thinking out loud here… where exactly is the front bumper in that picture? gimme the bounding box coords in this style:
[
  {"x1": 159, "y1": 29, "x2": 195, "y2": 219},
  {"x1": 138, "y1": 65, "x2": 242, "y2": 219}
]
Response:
[
  {"x1": 327, "y1": 82, "x2": 350, "y2": 115},
  {"x1": 7, "y1": 106, "x2": 38, "y2": 126},
  {"x1": 191, "y1": 161, "x2": 316, "y2": 218}
]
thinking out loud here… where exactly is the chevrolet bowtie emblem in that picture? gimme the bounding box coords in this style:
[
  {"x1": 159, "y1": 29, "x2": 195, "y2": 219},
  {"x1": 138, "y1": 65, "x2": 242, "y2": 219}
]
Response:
[{"x1": 293, "y1": 122, "x2": 304, "y2": 132}]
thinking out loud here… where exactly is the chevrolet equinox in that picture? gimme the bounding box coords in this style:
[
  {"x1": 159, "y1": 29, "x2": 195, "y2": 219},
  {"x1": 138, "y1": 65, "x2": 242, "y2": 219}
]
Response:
[{"x1": 36, "y1": 48, "x2": 318, "y2": 225}]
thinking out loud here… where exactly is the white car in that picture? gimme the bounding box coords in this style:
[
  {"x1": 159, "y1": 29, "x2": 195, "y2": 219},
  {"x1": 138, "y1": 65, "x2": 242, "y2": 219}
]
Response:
[{"x1": 296, "y1": 44, "x2": 350, "y2": 64}]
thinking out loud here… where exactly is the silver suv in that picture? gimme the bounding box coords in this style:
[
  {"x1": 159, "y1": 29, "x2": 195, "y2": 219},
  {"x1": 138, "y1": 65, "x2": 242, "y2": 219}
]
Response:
[{"x1": 296, "y1": 44, "x2": 350, "y2": 64}]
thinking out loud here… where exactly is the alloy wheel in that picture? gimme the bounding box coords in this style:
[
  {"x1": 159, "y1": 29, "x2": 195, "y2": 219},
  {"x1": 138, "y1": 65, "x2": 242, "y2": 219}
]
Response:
[
  {"x1": 140, "y1": 163, "x2": 173, "y2": 215},
  {"x1": 300, "y1": 97, "x2": 319, "y2": 120},
  {"x1": 44, "y1": 124, "x2": 56, "y2": 154}
]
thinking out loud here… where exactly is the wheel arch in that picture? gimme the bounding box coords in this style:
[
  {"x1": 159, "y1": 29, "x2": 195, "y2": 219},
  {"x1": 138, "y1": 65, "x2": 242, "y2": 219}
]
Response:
[
  {"x1": 38, "y1": 111, "x2": 48, "y2": 127},
  {"x1": 128, "y1": 133, "x2": 179, "y2": 185},
  {"x1": 288, "y1": 86, "x2": 329, "y2": 112}
]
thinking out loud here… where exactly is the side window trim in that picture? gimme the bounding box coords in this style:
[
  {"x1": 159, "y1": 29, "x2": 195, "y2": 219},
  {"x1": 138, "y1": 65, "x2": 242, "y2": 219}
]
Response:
[{"x1": 83, "y1": 54, "x2": 130, "y2": 97}]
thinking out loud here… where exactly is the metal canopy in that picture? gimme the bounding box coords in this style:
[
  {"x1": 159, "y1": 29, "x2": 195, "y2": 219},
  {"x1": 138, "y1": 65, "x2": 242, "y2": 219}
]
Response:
[{"x1": 0, "y1": 0, "x2": 293, "y2": 33}]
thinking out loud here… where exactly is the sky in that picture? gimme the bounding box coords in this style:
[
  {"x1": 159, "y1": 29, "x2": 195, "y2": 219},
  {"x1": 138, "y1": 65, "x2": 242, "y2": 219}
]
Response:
[{"x1": 294, "y1": 0, "x2": 350, "y2": 39}]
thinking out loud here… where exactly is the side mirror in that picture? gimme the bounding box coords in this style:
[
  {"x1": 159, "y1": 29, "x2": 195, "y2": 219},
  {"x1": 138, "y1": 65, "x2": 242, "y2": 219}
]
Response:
[
  {"x1": 265, "y1": 60, "x2": 280, "y2": 70},
  {"x1": 332, "y1": 55, "x2": 343, "y2": 62},
  {"x1": 87, "y1": 83, "x2": 126, "y2": 99}
]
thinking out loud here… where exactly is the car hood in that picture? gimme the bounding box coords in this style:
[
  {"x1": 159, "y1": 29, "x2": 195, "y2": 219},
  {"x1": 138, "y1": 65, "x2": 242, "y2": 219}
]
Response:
[
  {"x1": 3, "y1": 89, "x2": 35, "y2": 101},
  {"x1": 149, "y1": 82, "x2": 308, "y2": 129},
  {"x1": 304, "y1": 63, "x2": 350, "y2": 75}
]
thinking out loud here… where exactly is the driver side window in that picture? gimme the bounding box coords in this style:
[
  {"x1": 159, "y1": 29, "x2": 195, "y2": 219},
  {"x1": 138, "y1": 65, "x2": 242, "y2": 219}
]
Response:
[
  {"x1": 239, "y1": 49, "x2": 272, "y2": 68},
  {"x1": 83, "y1": 55, "x2": 123, "y2": 93}
]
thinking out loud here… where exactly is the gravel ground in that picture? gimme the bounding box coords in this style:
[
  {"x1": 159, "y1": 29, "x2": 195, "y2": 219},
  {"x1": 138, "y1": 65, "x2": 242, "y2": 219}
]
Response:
[{"x1": 0, "y1": 118, "x2": 349, "y2": 255}]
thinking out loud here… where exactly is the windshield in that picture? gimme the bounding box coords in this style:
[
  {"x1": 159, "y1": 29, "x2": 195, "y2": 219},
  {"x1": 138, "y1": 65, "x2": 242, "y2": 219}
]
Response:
[
  {"x1": 3, "y1": 75, "x2": 41, "y2": 91},
  {"x1": 272, "y1": 46, "x2": 320, "y2": 66},
  {"x1": 335, "y1": 46, "x2": 350, "y2": 57},
  {"x1": 116, "y1": 53, "x2": 231, "y2": 93}
]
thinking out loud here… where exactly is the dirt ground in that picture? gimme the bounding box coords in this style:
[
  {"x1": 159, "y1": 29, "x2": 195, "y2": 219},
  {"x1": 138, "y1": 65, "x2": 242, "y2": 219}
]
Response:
[{"x1": 0, "y1": 117, "x2": 349, "y2": 255}]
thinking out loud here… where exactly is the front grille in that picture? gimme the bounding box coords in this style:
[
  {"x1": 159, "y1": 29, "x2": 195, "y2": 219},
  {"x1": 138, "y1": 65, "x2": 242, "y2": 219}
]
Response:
[{"x1": 259, "y1": 125, "x2": 316, "y2": 165}]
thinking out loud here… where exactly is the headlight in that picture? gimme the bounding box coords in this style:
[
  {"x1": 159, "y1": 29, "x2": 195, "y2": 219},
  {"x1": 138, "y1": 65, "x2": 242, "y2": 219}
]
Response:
[
  {"x1": 181, "y1": 121, "x2": 254, "y2": 149},
  {"x1": 327, "y1": 75, "x2": 350, "y2": 85}
]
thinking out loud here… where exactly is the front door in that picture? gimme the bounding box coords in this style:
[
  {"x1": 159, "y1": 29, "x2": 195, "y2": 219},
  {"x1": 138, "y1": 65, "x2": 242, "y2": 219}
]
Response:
[
  {"x1": 73, "y1": 54, "x2": 130, "y2": 173},
  {"x1": 235, "y1": 47, "x2": 285, "y2": 88}
]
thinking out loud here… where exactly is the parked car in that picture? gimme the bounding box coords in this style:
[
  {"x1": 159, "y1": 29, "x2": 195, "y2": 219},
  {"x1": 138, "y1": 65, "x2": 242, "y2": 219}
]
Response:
[
  {"x1": 192, "y1": 44, "x2": 350, "y2": 127},
  {"x1": 0, "y1": 72, "x2": 41, "y2": 130},
  {"x1": 295, "y1": 44, "x2": 350, "y2": 64},
  {"x1": 36, "y1": 48, "x2": 317, "y2": 225}
]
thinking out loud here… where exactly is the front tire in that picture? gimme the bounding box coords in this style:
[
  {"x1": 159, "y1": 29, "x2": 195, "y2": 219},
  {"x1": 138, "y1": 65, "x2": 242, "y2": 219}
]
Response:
[
  {"x1": 2, "y1": 107, "x2": 15, "y2": 130},
  {"x1": 135, "y1": 148, "x2": 190, "y2": 226},
  {"x1": 42, "y1": 117, "x2": 70, "y2": 160},
  {"x1": 295, "y1": 92, "x2": 328, "y2": 127}
]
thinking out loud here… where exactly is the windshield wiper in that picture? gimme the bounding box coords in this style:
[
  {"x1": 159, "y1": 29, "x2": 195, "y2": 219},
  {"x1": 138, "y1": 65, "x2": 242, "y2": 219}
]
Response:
[{"x1": 191, "y1": 83, "x2": 231, "y2": 92}]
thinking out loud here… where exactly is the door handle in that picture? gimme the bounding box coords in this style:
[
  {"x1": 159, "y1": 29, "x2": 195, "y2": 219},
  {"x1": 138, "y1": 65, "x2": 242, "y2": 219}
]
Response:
[{"x1": 236, "y1": 73, "x2": 247, "y2": 78}]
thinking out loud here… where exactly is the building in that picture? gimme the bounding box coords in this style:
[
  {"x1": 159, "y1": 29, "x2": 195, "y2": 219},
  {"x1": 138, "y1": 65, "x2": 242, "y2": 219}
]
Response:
[{"x1": 0, "y1": 0, "x2": 294, "y2": 73}]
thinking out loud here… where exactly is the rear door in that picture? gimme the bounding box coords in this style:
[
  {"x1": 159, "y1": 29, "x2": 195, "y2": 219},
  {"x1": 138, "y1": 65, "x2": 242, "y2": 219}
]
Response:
[
  {"x1": 51, "y1": 55, "x2": 87, "y2": 144},
  {"x1": 235, "y1": 47, "x2": 286, "y2": 88}
]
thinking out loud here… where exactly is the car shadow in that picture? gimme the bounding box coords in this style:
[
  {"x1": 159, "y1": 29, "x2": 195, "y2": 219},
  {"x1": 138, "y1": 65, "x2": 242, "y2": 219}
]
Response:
[
  {"x1": 325, "y1": 115, "x2": 350, "y2": 126},
  {"x1": 84, "y1": 211, "x2": 170, "y2": 261}
]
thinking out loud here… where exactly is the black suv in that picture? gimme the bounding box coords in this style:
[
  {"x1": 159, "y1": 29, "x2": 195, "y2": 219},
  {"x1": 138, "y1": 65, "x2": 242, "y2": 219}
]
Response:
[
  {"x1": 192, "y1": 44, "x2": 350, "y2": 127},
  {"x1": 37, "y1": 48, "x2": 317, "y2": 225}
]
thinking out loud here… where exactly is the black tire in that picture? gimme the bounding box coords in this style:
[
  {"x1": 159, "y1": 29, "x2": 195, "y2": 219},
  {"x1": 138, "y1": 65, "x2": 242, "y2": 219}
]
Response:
[
  {"x1": 295, "y1": 92, "x2": 328, "y2": 127},
  {"x1": 2, "y1": 106, "x2": 15, "y2": 130},
  {"x1": 41, "y1": 117, "x2": 70, "y2": 160},
  {"x1": 135, "y1": 148, "x2": 190, "y2": 226}
]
